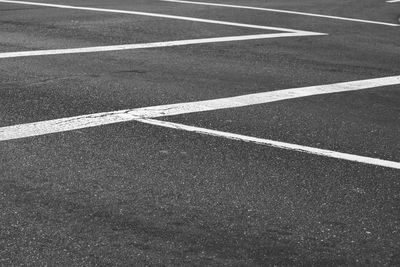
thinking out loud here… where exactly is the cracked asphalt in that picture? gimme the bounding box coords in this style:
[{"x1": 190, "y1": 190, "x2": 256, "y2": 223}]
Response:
[{"x1": 1, "y1": 0, "x2": 399, "y2": 265}]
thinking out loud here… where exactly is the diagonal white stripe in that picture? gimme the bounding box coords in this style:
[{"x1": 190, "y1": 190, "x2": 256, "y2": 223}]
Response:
[
  {"x1": 0, "y1": 32, "x2": 323, "y2": 59},
  {"x1": 1, "y1": 75, "x2": 399, "y2": 142},
  {"x1": 0, "y1": 0, "x2": 319, "y2": 34},
  {"x1": 136, "y1": 118, "x2": 400, "y2": 170},
  {"x1": 161, "y1": 0, "x2": 400, "y2": 27}
]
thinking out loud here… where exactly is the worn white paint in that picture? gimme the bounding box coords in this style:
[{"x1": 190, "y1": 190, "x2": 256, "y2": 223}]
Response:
[
  {"x1": 1, "y1": 74, "x2": 399, "y2": 144},
  {"x1": 0, "y1": 0, "x2": 398, "y2": 169},
  {"x1": 136, "y1": 118, "x2": 400, "y2": 169},
  {"x1": 0, "y1": 0, "x2": 318, "y2": 33},
  {"x1": 162, "y1": 0, "x2": 400, "y2": 27},
  {"x1": 0, "y1": 0, "x2": 326, "y2": 58},
  {"x1": 0, "y1": 32, "x2": 322, "y2": 59}
]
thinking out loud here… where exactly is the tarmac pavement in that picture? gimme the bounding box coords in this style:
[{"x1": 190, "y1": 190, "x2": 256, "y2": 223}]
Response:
[{"x1": 0, "y1": 0, "x2": 399, "y2": 265}]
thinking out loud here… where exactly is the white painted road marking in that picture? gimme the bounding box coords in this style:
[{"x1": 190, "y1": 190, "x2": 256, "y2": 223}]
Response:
[
  {"x1": 0, "y1": 0, "x2": 325, "y2": 58},
  {"x1": 0, "y1": 32, "x2": 323, "y2": 59},
  {"x1": 1, "y1": 75, "x2": 399, "y2": 142},
  {"x1": 1, "y1": 75, "x2": 400, "y2": 170},
  {"x1": 0, "y1": 1, "x2": 398, "y2": 170},
  {"x1": 162, "y1": 0, "x2": 400, "y2": 27},
  {"x1": 1, "y1": 75, "x2": 399, "y2": 141},
  {"x1": 136, "y1": 118, "x2": 400, "y2": 170},
  {"x1": 0, "y1": 0, "x2": 318, "y2": 34},
  {"x1": 387, "y1": 0, "x2": 400, "y2": 3}
]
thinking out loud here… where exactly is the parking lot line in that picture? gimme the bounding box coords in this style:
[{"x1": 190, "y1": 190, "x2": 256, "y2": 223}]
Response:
[
  {"x1": 0, "y1": 32, "x2": 323, "y2": 59},
  {"x1": 162, "y1": 0, "x2": 400, "y2": 27},
  {"x1": 1, "y1": 75, "x2": 398, "y2": 142},
  {"x1": 0, "y1": 0, "x2": 326, "y2": 59},
  {"x1": 0, "y1": 1, "x2": 398, "y2": 170},
  {"x1": 136, "y1": 118, "x2": 400, "y2": 169},
  {"x1": 1, "y1": 75, "x2": 399, "y2": 170},
  {"x1": 0, "y1": 0, "x2": 319, "y2": 34}
]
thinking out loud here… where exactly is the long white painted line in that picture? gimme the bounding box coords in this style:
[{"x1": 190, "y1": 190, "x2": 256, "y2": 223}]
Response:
[
  {"x1": 0, "y1": 0, "x2": 320, "y2": 34},
  {"x1": 136, "y1": 118, "x2": 400, "y2": 169},
  {"x1": 1, "y1": 75, "x2": 399, "y2": 142},
  {"x1": 162, "y1": 0, "x2": 400, "y2": 27},
  {"x1": 0, "y1": 32, "x2": 322, "y2": 59},
  {"x1": 387, "y1": 0, "x2": 400, "y2": 3}
]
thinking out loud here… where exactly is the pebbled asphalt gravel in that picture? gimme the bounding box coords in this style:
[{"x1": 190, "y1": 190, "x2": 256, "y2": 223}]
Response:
[{"x1": 1, "y1": 0, "x2": 399, "y2": 265}]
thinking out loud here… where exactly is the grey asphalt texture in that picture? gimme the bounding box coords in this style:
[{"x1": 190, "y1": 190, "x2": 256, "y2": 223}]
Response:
[{"x1": 1, "y1": 0, "x2": 400, "y2": 265}]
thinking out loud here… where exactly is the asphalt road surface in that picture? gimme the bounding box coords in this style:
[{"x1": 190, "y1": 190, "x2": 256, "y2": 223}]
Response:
[{"x1": 1, "y1": 0, "x2": 400, "y2": 265}]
